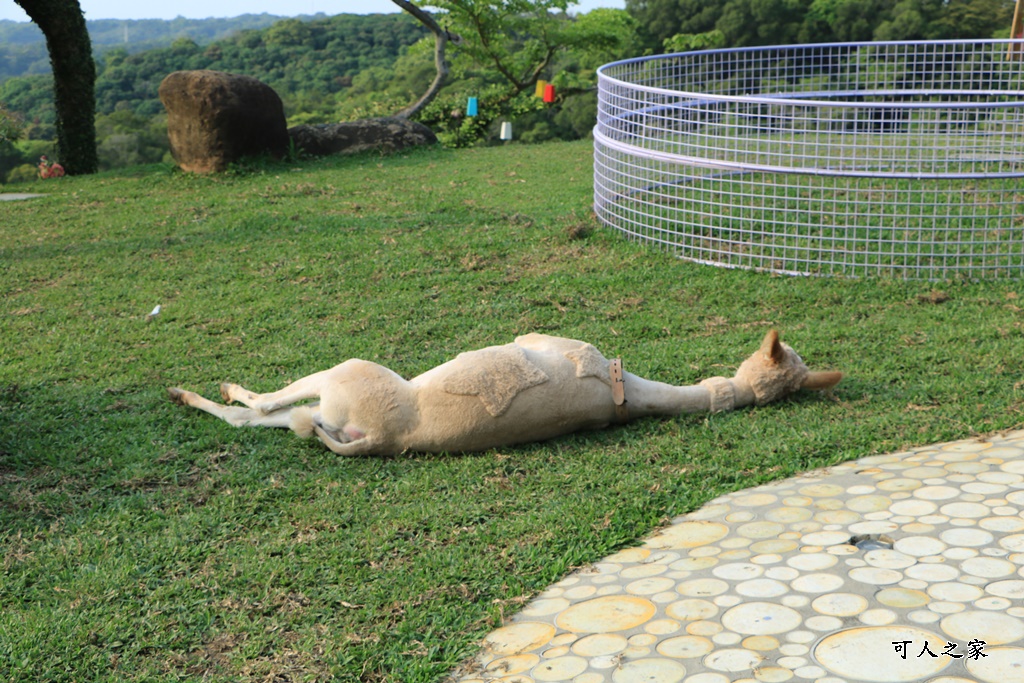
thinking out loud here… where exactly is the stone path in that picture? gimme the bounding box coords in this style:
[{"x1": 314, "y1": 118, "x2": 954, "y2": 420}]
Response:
[
  {"x1": 0, "y1": 193, "x2": 44, "y2": 201},
  {"x1": 449, "y1": 430, "x2": 1024, "y2": 683}
]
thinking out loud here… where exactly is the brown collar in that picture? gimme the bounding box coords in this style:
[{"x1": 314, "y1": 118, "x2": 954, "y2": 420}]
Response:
[{"x1": 609, "y1": 358, "x2": 629, "y2": 423}]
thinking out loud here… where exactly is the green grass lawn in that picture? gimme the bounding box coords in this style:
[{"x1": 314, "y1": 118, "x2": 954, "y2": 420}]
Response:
[{"x1": 1, "y1": 139, "x2": 1022, "y2": 682}]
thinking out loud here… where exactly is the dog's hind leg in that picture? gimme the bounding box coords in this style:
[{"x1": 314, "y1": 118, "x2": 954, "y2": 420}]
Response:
[
  {"x1": 220, "y1": 369, "x2": 335, "y2": 415},
  {"x1": 168, "y1": 387, "x2": 317, "y2": 428}
]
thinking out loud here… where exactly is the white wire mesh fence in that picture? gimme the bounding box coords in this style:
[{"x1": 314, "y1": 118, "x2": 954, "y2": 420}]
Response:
[{"x1": 594, "y1": 41, "x2": 1024, "y2": 278}]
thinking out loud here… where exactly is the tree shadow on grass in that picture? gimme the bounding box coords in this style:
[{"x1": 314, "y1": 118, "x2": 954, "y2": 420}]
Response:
[{"x1": 0, "y1": 379, "x2": 312, "y2": 533}]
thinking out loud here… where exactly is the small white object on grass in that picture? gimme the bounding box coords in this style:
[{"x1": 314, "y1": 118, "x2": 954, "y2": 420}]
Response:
[{"x1": 146, "y1": 304, "x2": 161, "y2": 321}]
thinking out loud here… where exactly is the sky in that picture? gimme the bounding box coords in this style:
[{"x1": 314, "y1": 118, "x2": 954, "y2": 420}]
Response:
[{"x1": 0, "y1": 1, "x2": 626, "y2": 23}]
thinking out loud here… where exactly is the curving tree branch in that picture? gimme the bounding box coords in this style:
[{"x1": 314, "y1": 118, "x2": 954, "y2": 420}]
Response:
[{"x1": 390, "y1": 0, "x2": 462, "y2": 119}]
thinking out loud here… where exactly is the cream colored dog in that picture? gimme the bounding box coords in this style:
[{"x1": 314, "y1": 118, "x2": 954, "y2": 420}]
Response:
[{"x1": 168, "y1": 330, "x2": 841, "y2": 456}]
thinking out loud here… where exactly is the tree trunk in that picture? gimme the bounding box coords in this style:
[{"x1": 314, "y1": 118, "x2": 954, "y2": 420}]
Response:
[
  {"x1": 15, "y1": 0, "x2": 98, "y2": 175},
  {"x1": 390, "y1": 0, "x2": 459, "y2": 120}
]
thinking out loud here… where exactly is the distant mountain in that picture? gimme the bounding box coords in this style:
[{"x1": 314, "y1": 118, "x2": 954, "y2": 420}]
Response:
[{"x1": 0, "y1": 13, "x2": 328, "y2": 81}]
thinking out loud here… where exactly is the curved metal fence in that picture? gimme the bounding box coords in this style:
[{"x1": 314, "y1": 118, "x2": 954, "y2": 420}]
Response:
[{"x1": 594, "y1": 41, "x2": 1024, "y2": 278}]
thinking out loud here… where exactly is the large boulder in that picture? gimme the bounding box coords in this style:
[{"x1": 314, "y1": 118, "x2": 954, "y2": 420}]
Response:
[
  {"x1": 159, "y1": 70, "x2": 289, "y2": 173},
  {"x1": 288, "y1": 117, "x2": 437, "y2": 157}
]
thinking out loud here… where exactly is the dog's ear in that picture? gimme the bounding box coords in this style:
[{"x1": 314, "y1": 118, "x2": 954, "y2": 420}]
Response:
[
  {"x1": 759, "y1": 329, "x2": 785, "y2": 364},
  {"x1": 801, "y1": 370, "x2": 843, "y2": 390}
]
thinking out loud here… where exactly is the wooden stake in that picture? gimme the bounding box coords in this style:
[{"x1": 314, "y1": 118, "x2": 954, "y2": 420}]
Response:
[{"x1": 1009, "y1": 0, "x2": 1023, "y2": 60}]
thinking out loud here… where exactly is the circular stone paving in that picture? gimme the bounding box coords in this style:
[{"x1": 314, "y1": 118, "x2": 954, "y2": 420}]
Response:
[
  {"x1": 451, "y1": 431, "x2": 1024, "y2": 683},
  {"x1": 813, "y1": 626, "x2": 951, "y2": 681}
]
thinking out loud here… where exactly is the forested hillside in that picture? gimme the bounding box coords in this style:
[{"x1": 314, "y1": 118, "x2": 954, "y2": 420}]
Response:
[
  {"x1": 1, "y1": 12, "x2": 426, "y2": 117},
  {"x1": 0, "y1": 13, "x2": 429, "y2": 180},
  {"x1": 625, "y1": 0, "x2": 1015, "y2": 52},
  {"x1": 0, "y1": 0, "x2": 1017, "y2": 184},
  {"x1": 0, "y1": 14, "x2": 324, "y2": 81}
]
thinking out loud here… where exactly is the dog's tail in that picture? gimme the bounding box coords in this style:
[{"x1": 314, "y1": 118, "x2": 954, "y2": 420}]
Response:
[{"x1": 289, "y1": 406, "x2": 316, "y2": 438}]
